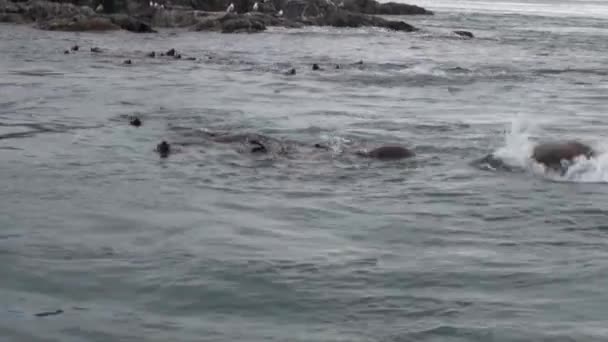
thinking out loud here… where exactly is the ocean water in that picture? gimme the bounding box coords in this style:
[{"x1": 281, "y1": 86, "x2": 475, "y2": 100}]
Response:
[{"x1": 2, "y1": 1, "x2": 608, "y2": 341}]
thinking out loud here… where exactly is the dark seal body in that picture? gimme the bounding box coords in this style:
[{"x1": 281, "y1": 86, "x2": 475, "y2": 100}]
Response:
[
  {"x1": 532, "y1": 140, "x2": 594, "y2": 169},
  {"x1": 360, "y1": 145, "x2": 415, "y2": 160}
]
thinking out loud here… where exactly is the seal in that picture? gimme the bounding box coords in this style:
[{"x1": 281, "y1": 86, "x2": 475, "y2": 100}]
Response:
[
  {"x1": 531, "y1": 140, "x2": 594, "y2": 171},
  {"x1": 129, "y1": 116, "x2": 142, "y2": 127},
  {"x1": 156, "y1": 141, "x2": 171, "y2": 158},
  {"x1": 357, "y1": 145, "x2": 415, "y2": 160}
]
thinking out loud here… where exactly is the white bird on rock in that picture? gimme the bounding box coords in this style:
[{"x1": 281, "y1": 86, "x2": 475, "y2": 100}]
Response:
[{"x1": 226, "y1": 3, "x2": 235, "y2": 12}]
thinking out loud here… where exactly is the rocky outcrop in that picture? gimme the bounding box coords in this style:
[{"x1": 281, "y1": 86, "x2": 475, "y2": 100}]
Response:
[
  {"x1": 107, "y1": 13, "x2": 154, "y2": 32},
  {"x1": 220, "y1": 14, "x2": 266, "y2": 33},
  {"x1": 193, "y1": 12, "x2": 302, "y2": 32},
  {"x1": 37, "y1": 16, "x2": 120, "y2": 30},
  {"x1": 0, "y1": 0, "x2": 153, "y2": 32},
  {"x1": 308, "y1": 10, "x2": 416, "y2": 32},
  {"x1": 150, "y1": 8, "x2": 211, "y2": 28},
  {"x1": 1, "y1": 0, "x2": 421, "y2": 33},
  {"x1": 341, "y1": 0, "x2": 432, "y2": 15}
]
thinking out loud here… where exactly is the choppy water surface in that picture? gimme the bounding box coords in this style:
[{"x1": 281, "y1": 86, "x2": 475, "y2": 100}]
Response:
[{"x1": 2, "y1": 2, "x2": 608, "y2": 341}]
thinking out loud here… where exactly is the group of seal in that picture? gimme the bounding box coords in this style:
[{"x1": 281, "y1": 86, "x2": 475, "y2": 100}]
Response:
[{"x1": 130, "y1": 116, "x2": 597, "y2": 171}]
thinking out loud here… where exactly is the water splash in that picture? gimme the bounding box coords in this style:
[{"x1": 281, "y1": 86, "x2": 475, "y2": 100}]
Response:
[{"x1": 492, "y1": 116, "x2": 608, "y2": 183}]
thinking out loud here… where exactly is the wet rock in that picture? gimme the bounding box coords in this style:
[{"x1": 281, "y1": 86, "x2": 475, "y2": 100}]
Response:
[
  {"x1": 342, "y1": 0, "x2": 433, "y2": 15},
  {"x1": 311, "y1": 10, "x2": 416, "y2": 32},
  {"x1": 151, "y1": 8, "x2": 209, "y2": 28},
  {"x1": 175, "y1": 54, "x2": 182, "y2": 59},
  {"x1": 107, "y1": 14, "x2": 154, "y2": 33},
  {"x1": 453, "y1": 30, "x2": 474, "y2": 39},
  {"x1": 221, "y1": 16, "x2": 266, "y2": 33},
  {"x1": 123, "y1": 59, "x2": 132, "y2": 65},
  {"x1": 286, "y1": 68, "x2": 296, "y2": 75},
  {"x1": 147, "y1": 51, "x2": 155, "y2": 57},
  {"x1": 166, "y1": 48, "x2": 176, "y2": 56},
  {"x1": 64, "y1": 49, "x2": 69, "y2": 54},
  {"x1": 312, "y1": 63, "x2": 320, "y2": 70},
  {"x1": 193, "y1": 17, "x2": 220, "y2": 31},
  {"x1": 71, "y1": 44, "x2": 79, "y2": 51},
  {"x1": 90, "y1": 47, "x2": 102, "y2": 53},
  {"x1": 38, "y1": 17, "x2": 120, "y2": 31}
]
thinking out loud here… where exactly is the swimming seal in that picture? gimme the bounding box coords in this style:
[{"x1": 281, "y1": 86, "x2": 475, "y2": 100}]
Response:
[
  {"x1": 156, "y1": 141, "x2": 170, "y2": 158},
  {"x1": 129, "y1": 117, "x2": 142, "y2": 127},
  {"x1": 358, "y1": 145, "x2": 415, "y2": 160},
  {"x1": 531, "y1": 140, "x2": 594, "y2": 171}
]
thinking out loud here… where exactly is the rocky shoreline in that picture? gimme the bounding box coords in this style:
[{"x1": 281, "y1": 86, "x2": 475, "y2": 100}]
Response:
[{"x1": 0, "y1": 0, "x2": 433, "y2": 34}]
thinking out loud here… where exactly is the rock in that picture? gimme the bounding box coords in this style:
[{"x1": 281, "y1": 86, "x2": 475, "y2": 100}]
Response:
[
  {"x1": 151, "y1": 8, "x2": 209, "y2": 28},
  {"x1": 166, "y1": 48, "x2": 176, "y2": 56},
  {"x1": 453, "y1": 30, "x2": 474, "y2": 38},
  {"x1": 0, "y1": 13, "x2": 29, "y2": 24},
  {"x1": 192, "y1": 17, "x2": 220, "y2": 31},
  {"x1": 342, "y1": 0, "x2": 433, "y2": 15},
  {"x1": 312, "y1": 10, "x2": 416, "y2": 32},
  {"x1": 38, "y1": 17, "x2": 120, "y2": 31},
  {"x1": 220, "y1": 14, "x2": 266, "y2": 33},
  {"x1": 147, "y1": 51, "x2": 155, "y2": 57},
  {"x1": 123, "y1": 59, "x2": 132, "y2": 64},
  {"x1": 64, "y1": 49, "x2": 69, "y2": 54},
  {"x1": 286, "y1": 68, "x2": 296, "y2": 75},
  {"x1": 312, "y1": 63, "x2": 320, "y2": 70},
  {"x1": 71, "y1": 44, "x2": 79, "y2": 51},
  {"x1": 90, "y1": 47, "x2": 102, "y2": 52},
  {"x1": 107, "y1": 13, "x2": 155, "y2": 33},
  {"x1": 384, "y1": 20, "x2": 416, "y2": 32}
]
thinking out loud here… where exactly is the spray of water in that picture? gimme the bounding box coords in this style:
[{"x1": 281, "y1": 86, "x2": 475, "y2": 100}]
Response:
[{"x1": 492, "y1": 116, "x2": 608, "y2": 183}]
